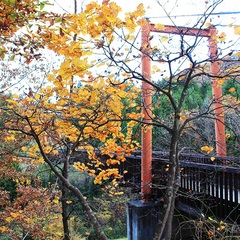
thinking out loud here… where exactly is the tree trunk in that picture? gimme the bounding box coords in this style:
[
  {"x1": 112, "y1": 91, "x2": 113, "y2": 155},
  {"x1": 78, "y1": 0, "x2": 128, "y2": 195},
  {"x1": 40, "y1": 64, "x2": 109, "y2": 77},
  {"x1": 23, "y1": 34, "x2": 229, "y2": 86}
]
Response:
[
  {"x1": 33, "y1": 134, "x2": 109, "y2": 240},
  {"x1": 62, "y1": 185, "x2": 70, "y2": 240},
  {"x1": 50, "y1": 163, "x2": 108, "y2": 240},
  {"x1": 61, "y1": 154, "x2": 71, "y2": 240},
  {"x1": 66, "y1": 182, "x2": 108, "y2": 240},
  {"x1": 154, "y1": 122, "x2": 180, "y2": 240}
]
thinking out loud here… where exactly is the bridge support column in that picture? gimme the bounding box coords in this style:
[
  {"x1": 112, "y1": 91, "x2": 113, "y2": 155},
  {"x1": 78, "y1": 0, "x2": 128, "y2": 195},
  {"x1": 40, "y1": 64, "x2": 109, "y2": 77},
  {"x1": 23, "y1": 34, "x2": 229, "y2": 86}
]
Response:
[{"x1": 127, "y1": 200, "x2": 162, "y2": 240}]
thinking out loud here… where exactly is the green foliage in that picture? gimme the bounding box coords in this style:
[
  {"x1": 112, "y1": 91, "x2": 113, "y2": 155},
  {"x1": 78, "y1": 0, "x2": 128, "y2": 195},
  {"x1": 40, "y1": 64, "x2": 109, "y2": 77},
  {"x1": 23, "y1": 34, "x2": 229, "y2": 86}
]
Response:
[
  {"x1": 0, "y1": 162, "x2": 21, "y2": 203},
  {"x1": 223, "y1": 78, "x2": 240, "y2": 99},
  {"x1": 226, "y1": 131, "x2": 240, "y2": 156},
  {"x1": 153, "y1": 78, "x2": 211, "y2": 118},
  {"x1": 152, "y1": 79, "x2": 212, "y2": 151},
  {"x1": 35, "y1": 162, "x2": 130, "y2": 239},
  {"x1": 92, "y1": 191, "x2": 129, "y2": 239},
  {"x1": 151, "y1": 77, "x2": 239, "y2": 156},
  {"x1": 0, "y1": 178, "x2": 17, "y2": 203},
  {"x1": 73, "y1": 179, "x2": 130, "y2": 239},
  {"x1": 72, "y1": 190, "x2": 129, "y2": 240},
  {"x1": 35, "y1": 163, "x2": 57, "y2": 188}
]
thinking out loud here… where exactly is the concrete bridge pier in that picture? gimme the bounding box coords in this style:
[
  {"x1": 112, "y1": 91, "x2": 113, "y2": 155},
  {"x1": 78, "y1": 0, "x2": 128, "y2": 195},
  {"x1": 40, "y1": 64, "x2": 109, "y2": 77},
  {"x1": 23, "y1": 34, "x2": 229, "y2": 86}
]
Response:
[{"x1": 127, "y1": 200, "x2": 162, "y2": 240}]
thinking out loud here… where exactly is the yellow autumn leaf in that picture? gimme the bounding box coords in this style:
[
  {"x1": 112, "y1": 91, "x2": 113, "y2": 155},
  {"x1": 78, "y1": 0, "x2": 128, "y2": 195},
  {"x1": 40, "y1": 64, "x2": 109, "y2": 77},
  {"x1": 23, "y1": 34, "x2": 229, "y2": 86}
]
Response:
[
  {"x1": 0, "y1": 226, "x2": 7, "y2": 233},
  {"x1": 234, "y1": 25, "x2": 240, "y2": 35},
  {"x1": 225, "y1": 133, "x2": 231, "y2": 139},
  {"x1": 5, "y1": 217, "x2": 12, "y2": 223},
  {"x1": 4, "y1": 135, "x2": 15, "y2": 141},
  {"x1": 180, "y1": 113, "x2": 186, "y2": 121},
  {"x1": 235, "y1": 51, "x2": 240, "y2": 57},
  {"x1": 56, "y1": 231, "x2": 63, "y2": 236},
  {"x1": 155, "y1": 23, "x2": 165, "y2": 30},
  {"x1": 228, "y1": 87, "x2": 235, "y2": 93},
  {"x1": 201, "y1": 146, "x2": 208, "y2": 151},
  {"x1": 161, "y1": 36, "x2": 168, "y2": 42},
  {"x1": 217, "y1": 79, "x2": 225, "y2": 85},
  {"x1": 114, "y1": 191, "x2": 124, "y2": 195},
  {"x1": 137, "y1": 18, "x2": 147, "y2": 26},
  {"x1": 201, "y1": 145, "x2": 214, "y2": 154},
  {"x1": 218, "y1": 32, "x2": 226, "y2": 42},
  {"x1": 25, "y1": 218, "x2": 32, "y2": 223},
  {"x1": 210, "y1": 157, "x2": 215, "y2": 161},
  {"x1": 217, "y1": 225, "x2": 225, "y2": 231},
  {"x1": 205, "y1": 22, "x2": 211, "y2": 28},
  {"x1": 34, "y1": 93, "x2": 41, "y2": 100},
  {"x1": 117, "y1": 91, "x2": 127, "y2": 98},
  {"x1": 39, "y1": 156, "x2": 45, "y2": 163},
  {"x1": 6, "y1": 99, "x2": 18, "y2": 104},
  {"x1": 136, "y1": 3, "x2": 145, "y2": 16},
  {"x1": 52, "y1": 196, "x2": 59, "y2": 204},
  {"x1": 25, "y1": 179, "x2": 31, "y2": 185}
]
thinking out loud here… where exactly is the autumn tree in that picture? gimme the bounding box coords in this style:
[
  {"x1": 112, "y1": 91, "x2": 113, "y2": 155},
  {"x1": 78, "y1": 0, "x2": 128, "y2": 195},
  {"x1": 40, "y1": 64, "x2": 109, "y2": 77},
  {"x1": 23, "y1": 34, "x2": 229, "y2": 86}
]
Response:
[
  {"x1": 1, "y1": 0, "x2": 239, "y2": 239},
  {"x1": 0, "y1": 73, "x2": 141, "y2": 239},
  {"x1": 39, "y1": 0, "x2": 239, "y2": 239},
  {"x1": 0, "y1": 0, "x2": 47, "y2": 93},
  {"x1": 0, "y1": 1, "x2": 143, "y2": 239},
  {"x1": 0, "y1": 95, "x2": 63, "y2": 239},
  {"x1": 0, "y1": 0, "x2": 57, "y2": 62},
  {"x1": 0, "y1": 163, "x2": 62, "y2": 239},
  {"x1": 0, "y1": 1, "x2": 66, "y2": 239}
]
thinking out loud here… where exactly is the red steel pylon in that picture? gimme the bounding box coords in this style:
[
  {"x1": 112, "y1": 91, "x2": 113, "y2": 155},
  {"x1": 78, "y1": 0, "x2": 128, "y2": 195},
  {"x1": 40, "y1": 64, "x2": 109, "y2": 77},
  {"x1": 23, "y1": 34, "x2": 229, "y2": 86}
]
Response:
[{"x1": 141, "y1": 21, "x2": 226, "y2": 201}]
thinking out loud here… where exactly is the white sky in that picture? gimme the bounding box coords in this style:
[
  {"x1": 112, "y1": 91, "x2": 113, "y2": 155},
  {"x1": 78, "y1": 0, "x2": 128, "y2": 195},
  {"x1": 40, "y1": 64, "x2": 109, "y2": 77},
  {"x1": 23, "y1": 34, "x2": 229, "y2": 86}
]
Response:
[
  {"x1": 46, "y1": 0, "x2": 240, "y2": 49},
  {"x1": 39, "y1": 0, "x2": 240, "y2": 80},
  {"x1": 47, "y1": 0, "x2": 240, "y2": 26},
  {"x1": 4, "y1": 0, "x2": 239, "y2": 95},
  {"x1": 45, "y1": 0, "x2": 240, "y2": 58}
]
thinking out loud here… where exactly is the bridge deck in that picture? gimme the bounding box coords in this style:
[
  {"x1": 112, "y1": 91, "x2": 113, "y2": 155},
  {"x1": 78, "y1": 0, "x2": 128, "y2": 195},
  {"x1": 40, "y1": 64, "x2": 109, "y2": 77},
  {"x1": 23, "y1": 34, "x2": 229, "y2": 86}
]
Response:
[{"x1": 120, "y1": 152, "x2": 240, "y2": 223}]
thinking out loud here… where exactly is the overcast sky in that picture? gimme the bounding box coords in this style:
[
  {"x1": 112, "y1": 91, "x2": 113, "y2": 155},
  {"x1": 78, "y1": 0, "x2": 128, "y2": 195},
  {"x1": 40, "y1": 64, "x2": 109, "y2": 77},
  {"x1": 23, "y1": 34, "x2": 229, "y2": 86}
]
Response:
[
  {"x1": 47, "y1": 0, "x2": 240, "y2": 26},
  {"x1": 45, "y1": 0, "x2": 240, "y2": 55}
]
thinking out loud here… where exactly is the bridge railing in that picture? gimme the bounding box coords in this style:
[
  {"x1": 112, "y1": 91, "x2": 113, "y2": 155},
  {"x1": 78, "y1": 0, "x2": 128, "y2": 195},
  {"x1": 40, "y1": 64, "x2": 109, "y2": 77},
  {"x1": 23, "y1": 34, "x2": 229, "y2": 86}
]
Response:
[
  {"x1": 59, "y1": 149, "x2": 239, "y2": 223},
  {"x1": 178, "y1": 160, "x2": 240, "y2": 223},
  {"x1": 121, "y1": 152, "x2": 240, "y2": 223}
]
